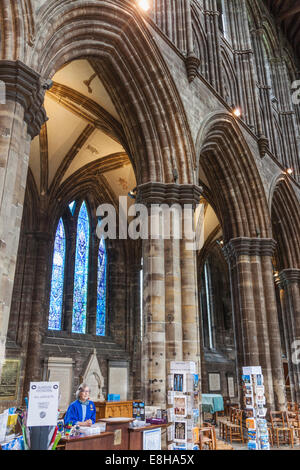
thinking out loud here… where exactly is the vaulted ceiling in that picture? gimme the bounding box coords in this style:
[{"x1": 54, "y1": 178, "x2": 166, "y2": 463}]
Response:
[
  {"x1": 264, "y1": 0, "x2": 300, "y2": 59},
  {"x1": 29, "y1": 59, "x2": 137, "y2": 203},
  {"x1": 29, "y1": 59, "x2": 220, "y2": 243}
]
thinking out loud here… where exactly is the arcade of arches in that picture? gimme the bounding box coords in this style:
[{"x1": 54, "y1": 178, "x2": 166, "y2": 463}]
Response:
[{"x1": 0, "y1": 0, "x2": 299, "y2": 415}]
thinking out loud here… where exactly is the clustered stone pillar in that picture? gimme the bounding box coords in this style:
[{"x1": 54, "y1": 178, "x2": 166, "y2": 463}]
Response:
[
  {"x1": 142, "y1": 217, "x2": 166, "y2": 406},
  {"x1": 278, "y1": 269, "x2": 300, "y2": 402},
  {"x1": 138, "y1": 182, "x2": 202, "y2": 407},
  {"x1": 0, "y1": 60, "x2": 47, "y2": 376},
  {"x1": 23, "y1": 231, "x2": 52, "y2": 397},
  {"x1": 224, "y1": 238, "x2": 286, "y2": 410},
  {"x1": 203, "y1": 0, "x2": 223, "y2": 95}
]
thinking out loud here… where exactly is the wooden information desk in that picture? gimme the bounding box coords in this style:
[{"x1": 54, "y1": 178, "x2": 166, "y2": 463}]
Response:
[
  {"x1": 58, "y1": 432, "x2": 115, "y2": 450},
  {"x1": 95, "y1": 401, "x2": 133, "y2": 419},
  {"x1": 98, "y1": 418, "x2": 134, "y2": 450},
  {"x1": 129, "y1": 424, "x2": 169, "y2": 450},
  {"x1": 57, "y1": 421, "x2": 168, "y2": 450}
]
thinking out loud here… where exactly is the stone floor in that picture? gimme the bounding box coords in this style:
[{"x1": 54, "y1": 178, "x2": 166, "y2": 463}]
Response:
[
  {"x1": 230, "y1": 441, "x2": 300, "y2": 451},
  {"x1": 215, "y1": 432, "x2": 300, "y2": 451}
]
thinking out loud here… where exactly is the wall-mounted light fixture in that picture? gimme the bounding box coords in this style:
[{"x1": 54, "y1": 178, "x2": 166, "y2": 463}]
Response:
[
  {"x1": 128, "y1": 187, "x2": 137, "y2": 199},
  {"x1": 232, "y1": 106, "x2": 242, "y2": 118},
  {"x1": 137, "y1": 0, "x2": 150, "y2": 11}
]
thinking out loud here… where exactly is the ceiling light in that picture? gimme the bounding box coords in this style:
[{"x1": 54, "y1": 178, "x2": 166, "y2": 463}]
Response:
[
  {"x1": 232, "y1": 106, "x2": 242, "y2": 118},
  {"x1": 138, "y1": 0, "x2": 150, "y2": 11}
]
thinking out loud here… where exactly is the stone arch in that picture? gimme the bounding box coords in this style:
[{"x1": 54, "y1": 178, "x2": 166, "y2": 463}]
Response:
[
  {"x1": 196, "y1": 112, "x2": 271, "y2": 242},
  {"x1": 26, "y1": 0, "x2": 195, "y2": 186},
  {"x1": 271, "y1": 178, "x2": 300, "y2": 270},
  {"x1": 0, "y1": 0, "x2": 35, "y2": 61}
]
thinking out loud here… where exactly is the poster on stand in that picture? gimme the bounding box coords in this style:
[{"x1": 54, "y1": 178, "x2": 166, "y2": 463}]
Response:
[
  {"x1": 174, "y1": 420, "x2": 187, "y2": 442},
  {"x1": 173, "y1": 373, "x2": 186, "y2": 392},
  {"x1": 174, "y1": 396, "x2": 187, "y2": 417},
  {"x1": 27, "y1": 382, "x2": 59, "y2": 427}
]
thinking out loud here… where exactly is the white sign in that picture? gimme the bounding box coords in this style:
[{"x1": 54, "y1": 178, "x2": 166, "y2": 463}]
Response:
[
  {"x1": 170, "y1": 362, "x2": 196, "y2": 373},
  {"x1": 27, "y1": 382, "x2": 59, "y2": 427},
  {"x1": 143, "y1": 428, "x2": 161, "y2": 450},
  {"x1": 243, "y1": 366, "x2": 262, "y2": 376},
  {"x1": 0, "y1": 409, "x2": 8, "y2": 442}
]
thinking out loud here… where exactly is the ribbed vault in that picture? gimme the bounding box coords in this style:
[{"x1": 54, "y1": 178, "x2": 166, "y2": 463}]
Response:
[{"x1": 26, "y1": 0, "x2": 195, "y2": 185}]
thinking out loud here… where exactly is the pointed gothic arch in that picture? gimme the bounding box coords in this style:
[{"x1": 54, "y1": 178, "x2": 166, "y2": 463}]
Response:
[
  {"x1": 26, "y1": 0, "x2": 195, "y2": 186},
  {"x1": 196, "y1": 112, "x2": 271, "y2": 242},
  {"x1": 271, "y1": 178, "x2": 300, "y2": 270}
]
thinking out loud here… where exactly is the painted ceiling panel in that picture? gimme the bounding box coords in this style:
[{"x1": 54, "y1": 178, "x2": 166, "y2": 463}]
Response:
[
  {"x1": 62, "y1": 129, "x2": 125, "y2": 183},
  {"x1": 53, "y1": 60, "x2": 120, "y2": 121},
  {"x1": 45, "y1": 95, "x2": 87, "y2": 185},
  {"x1": 204, "y1": 204, "x2": 220, "y2": 241},
  {"x1": 103, "y1": 164, "x2": 137, "y2": 200}
]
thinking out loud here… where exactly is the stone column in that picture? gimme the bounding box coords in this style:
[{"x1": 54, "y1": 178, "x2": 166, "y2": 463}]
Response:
[
  {"x1": 23, "y1": 231, "x2": 52, "y2": 397},
  {"x1": 127, "y1": 260, "x2": 142, "y2": 400},
  {"x1": 224, "y1": 238, "x2": 286, "y2": 410},
  {"x1": 181, "y1": 207, "x2": 201, "y2": 364},
  {"x1": 250, "y1": 27, "x2": 277, "y2": 156},
  {"x1": 0, "y1": 60, "x2": 47, "y2": 375},
  {"x1": 203, "y1": 0, "x2": 223, "y2": 95},
  {"x1": 138, "y1": 182, "x2": 202, "y2": 407},
  {"x1": 269, "y1": 58, "x2": 300, "y2": 175},
  {"x1": 279, "y1": 269, "x2": 300, "y2": 402}
]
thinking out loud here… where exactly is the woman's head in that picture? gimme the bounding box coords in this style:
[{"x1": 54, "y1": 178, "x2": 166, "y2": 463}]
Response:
[{"x1": 76, "y1": 383, "x2": 90, "y2": 402}]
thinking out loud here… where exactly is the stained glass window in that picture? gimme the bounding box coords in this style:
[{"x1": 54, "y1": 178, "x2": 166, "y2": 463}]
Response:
[
  {"x1": 48, "y1": 218, "x2": 66, "y2": 330},
  {"x1": 72, "y1": 202, "x2": 90, "y2": 334},
  {"x1": 69, "y1": 201, "x2": 76, "y2": 215},
  {"x1": 96, "y1": 237, "x2": 107, "y2": 336}
]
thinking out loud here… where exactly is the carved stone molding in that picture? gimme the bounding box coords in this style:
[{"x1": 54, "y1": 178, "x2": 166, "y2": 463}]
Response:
[
  {"x1": 0, "y1": 60, "x2": 48, "y2": 138},
  {"x1": 257, "y1": 134, "x2": 269, "y2": 158},
  {"x1": 136, "y1": 182, "x2": 203, "y2": 207},
  {"x1": 279, "y1": 269, "x2": 300, "y2": 286},
  {"x1": 223, "y1": 237, "x2": 277, "y2": 262},
  {"x1": 185, "y1": 52, "x2": 200, "y2": 83}
]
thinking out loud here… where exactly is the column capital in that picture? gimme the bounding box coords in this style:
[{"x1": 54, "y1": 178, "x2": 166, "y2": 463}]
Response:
[
  {"x1": 223, "y1": 237, "x2": 277, "y2": 262},
  {"x1": 279, "y1": 269, "x2": 300, "y2": 286},
  {"x1": 0, "y1": 60, "x2": 49, "y2": 138},
  {"x1": 136, "y1": 182, "x2": 203, "y2": 207}
]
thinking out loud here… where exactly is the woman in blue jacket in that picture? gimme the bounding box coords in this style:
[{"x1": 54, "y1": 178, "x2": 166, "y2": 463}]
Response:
[{"x1": 64, "y1": 383, "x2": 96, "y2": 426}]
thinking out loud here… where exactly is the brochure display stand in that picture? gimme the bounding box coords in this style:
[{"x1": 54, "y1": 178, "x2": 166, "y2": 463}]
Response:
[
  {"x1": 167, "y1": 361, "x2": 200, "y2": 450},
  {"x1": 242, "y1": 366, "x2": 269, "y2": 450}
]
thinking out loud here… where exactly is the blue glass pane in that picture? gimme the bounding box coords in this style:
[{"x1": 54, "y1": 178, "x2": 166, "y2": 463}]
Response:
[
  {"x1": 96, "y1": 237, "x2": 107, "y2": 336},
  {"x1": 69, "y1": 201, "x2": 76, "y2": 215},
  {"x1": 72, "y1": 202, "x2": 90, "y2": 333},
  {"x1": 48, "y1": 218, "x2": 66, "y2": 330}
]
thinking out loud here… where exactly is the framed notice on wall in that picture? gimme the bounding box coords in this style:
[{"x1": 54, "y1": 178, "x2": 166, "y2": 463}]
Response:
[
  {"x1": 208, "y1": 373, "x2": 221, "y2": 392},
  {"x1": 0, "y1": 360, "x2": 20, "y2": 401},
  {"x1": 227, "y1": 376, "x2": 235, "y2": 398}
]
